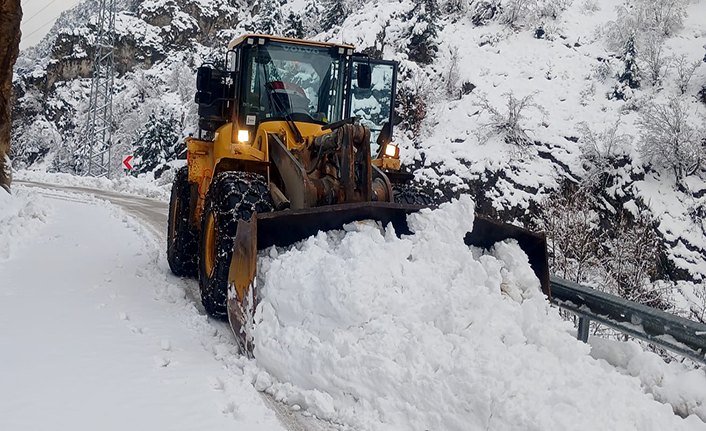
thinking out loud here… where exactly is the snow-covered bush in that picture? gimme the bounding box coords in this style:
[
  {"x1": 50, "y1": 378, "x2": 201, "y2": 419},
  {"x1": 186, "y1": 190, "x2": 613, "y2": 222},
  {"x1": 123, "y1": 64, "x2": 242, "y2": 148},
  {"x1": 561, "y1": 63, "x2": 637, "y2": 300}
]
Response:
[
  {"x1": 395, "y1": 68, "x2": 433, "y2": 135},
  {"x1": 673, "y1": 54, "x2": 700, "y2": 95},
  {"x1": 476, "y1": 91, "x2": 544, "y2": 147},
  {"x1": 536, "y1": 187, "x2": 603, "y2": 283},
  {"x1": 577, "y1": 119, "x2": 633, "y2": 187},
  {"x1": 445, "y1": 47, "x2": 460, "y2": 97},
  {"x1": 637, "y1": 97, "x2": 705, "y2": 187},
  {"x1": 10, "y1": 119, "x2": 58, "y2": 168},
  {"x1": 500, "y1": 0, "x2": 572, "y2": 28},
  {"x1": 471, "y1": 0, "x2": 501, "y2": 26},
  {"x1": 602, "y1": 213, "x2": 667, "y2": 309}
]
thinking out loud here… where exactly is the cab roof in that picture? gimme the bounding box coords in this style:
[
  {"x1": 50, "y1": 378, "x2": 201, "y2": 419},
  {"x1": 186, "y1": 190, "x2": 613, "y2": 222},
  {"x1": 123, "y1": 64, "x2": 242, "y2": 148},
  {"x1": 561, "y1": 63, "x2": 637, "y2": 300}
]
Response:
[{"x1": 228, "y1": 34, "x2": 355, "y2": 51}]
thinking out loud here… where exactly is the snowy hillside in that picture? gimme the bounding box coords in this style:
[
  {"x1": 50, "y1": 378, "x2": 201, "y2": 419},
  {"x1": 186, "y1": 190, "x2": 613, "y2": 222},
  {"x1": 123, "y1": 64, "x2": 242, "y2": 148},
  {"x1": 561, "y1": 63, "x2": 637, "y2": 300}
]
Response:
[{"x1": 10, "y1": 0, "x2": 706, "y2": 328}]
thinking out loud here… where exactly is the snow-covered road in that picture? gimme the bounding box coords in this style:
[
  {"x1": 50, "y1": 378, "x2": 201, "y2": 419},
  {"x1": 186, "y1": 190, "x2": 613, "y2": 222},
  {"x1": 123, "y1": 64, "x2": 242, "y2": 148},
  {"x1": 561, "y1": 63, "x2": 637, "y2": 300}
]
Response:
[
  {"x1": 0, "y1": 184, "x2": 304, "y2": 431},
  {"x1": 2, "y1": 182, "x2": 705, "y2": 431}
]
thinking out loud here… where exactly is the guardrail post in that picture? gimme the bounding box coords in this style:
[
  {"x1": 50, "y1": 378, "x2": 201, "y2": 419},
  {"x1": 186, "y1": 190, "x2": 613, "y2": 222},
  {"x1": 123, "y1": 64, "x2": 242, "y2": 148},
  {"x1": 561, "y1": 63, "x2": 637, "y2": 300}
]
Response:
[{"x1": 577, "y1": 317, "x2": 590, "y2": 343}]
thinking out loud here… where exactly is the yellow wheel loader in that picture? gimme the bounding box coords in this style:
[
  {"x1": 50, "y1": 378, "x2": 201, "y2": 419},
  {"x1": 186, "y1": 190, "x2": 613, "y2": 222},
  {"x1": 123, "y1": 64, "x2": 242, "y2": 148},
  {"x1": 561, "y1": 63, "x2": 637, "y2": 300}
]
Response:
[{"x1": 167, "y1": 34, "x2": 550, "y2": 354}]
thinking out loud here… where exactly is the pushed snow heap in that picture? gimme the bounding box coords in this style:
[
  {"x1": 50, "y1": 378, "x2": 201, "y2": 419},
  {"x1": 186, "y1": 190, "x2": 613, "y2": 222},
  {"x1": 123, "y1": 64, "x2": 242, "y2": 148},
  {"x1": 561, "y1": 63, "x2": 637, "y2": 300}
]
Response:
[{"x1": 251, "y1": 196, "x2": 702, "y2": 431}]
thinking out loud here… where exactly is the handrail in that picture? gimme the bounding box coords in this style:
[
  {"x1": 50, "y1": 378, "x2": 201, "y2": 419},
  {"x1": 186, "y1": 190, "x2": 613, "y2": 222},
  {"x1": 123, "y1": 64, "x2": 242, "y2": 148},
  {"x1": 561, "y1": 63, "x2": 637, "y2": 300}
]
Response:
[{"x1": 549, "y1": 276, "x2": 706, "y2": 364}]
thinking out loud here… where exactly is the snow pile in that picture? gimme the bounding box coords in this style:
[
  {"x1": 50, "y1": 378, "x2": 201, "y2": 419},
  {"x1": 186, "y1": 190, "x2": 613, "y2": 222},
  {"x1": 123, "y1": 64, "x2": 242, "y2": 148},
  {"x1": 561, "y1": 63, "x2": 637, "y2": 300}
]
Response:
[
  {"x1": 0, "y1": 187, "x2": 52, "y2": 261},
  {"x1": 590, "y1": 337, "x2": 706, "y2": 422},
  {"x1": 251, "y1": 196, "x2": 704, "y2": 431},
  {"x1": 14, "y1": 169, "x2": 175, "y2": 202}
]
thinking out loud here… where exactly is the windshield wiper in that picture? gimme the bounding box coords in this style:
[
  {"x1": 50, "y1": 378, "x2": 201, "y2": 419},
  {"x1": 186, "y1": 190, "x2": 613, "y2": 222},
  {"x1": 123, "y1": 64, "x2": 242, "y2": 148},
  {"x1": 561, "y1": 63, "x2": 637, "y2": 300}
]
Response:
[{"x1": 262, "y1": 64, "x2": 304, "y2": 144}]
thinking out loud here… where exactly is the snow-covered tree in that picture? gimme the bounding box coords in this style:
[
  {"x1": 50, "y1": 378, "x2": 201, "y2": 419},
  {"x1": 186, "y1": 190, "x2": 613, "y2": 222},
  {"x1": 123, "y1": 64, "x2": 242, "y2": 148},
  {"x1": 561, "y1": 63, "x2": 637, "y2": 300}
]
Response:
[
  {"x1": 250, "y1": 0, "x2": 285, "y2": 35},
  {"x1": 640, "y1": 32, "x2": 669, "y2": 87},
  {"x1": 132, "y1": 110, "x2": 184, "y2": 177},
  {"x1": 285, "y1": 12, "x2": 305, "y2": 39},
  {"x1": 612, "y1": 36, "x2": 640, "y2": 100},
  {"x1": 637, "y1": 97, "x2": 705, "y2": 187},
  {"x1": 406, "y1": 0, "x2": 440, "y2": 64},
  {"x1": 321, "y1": 0, "x2": 347, "y2": 30}
]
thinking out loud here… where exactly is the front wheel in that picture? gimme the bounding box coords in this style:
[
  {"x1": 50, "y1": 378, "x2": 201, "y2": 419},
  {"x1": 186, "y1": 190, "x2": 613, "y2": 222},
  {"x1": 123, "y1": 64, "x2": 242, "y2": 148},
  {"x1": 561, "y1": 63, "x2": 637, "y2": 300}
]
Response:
[
  {"x1": 167, "y1": 166, "x2": 198, "y2": 277},
  {"x1": 198, "y1": 171, "x2": 274, "y2": 318}
]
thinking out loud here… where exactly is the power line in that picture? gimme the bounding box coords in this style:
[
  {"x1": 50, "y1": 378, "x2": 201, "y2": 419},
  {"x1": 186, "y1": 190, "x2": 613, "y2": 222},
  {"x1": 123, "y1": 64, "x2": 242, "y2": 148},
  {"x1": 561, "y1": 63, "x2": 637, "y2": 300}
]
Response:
[
  {"x1": 22, "y1": 0, "x2": 61, "y2": 26},
  {"x1": 20, "y1": 0, "x2": 83, "y2": 44},
  {"x1": 21, "y1": 17, "x2": 58, "y2": 42}
]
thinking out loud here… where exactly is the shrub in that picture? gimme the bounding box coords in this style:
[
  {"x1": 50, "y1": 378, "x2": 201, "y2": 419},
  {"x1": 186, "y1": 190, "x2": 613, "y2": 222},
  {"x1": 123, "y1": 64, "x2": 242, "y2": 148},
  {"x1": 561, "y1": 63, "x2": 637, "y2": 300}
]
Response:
[
  {"x1": 475, "y1": 92, "x2": 545, "y2": 147},
  {"x1": 577, "y1": 119, "x2": 633, "y2": 187},
  {"x1": 673, "y1": 54, "x2": 700, "y2": 95},
  {"x1": 536, "y1": 187, "x2": 604, "y2": 283},
  {"x1": 640, "y1": 32, "x2": 670, "y2": 87},
  {"x1": 602, "y1": 212, "x2": 666, "y2": 309},
  {"x1": 637, "y1": 97, "x2": 705, "y2": 187}
]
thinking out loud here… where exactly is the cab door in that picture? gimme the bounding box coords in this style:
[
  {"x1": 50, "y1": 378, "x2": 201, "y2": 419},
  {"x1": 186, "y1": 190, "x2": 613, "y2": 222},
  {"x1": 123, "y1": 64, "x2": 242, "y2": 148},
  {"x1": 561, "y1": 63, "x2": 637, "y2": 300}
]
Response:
[{"x1": 346, "y1": 59, "x2": 398, "y2": 156}]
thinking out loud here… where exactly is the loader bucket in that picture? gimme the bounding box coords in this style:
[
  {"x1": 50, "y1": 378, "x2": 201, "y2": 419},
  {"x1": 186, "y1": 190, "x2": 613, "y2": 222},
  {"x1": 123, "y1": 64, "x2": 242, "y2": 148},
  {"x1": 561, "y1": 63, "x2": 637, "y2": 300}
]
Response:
[{"x1": 227, "y1": 202, "x2": 550, "y2": 356}]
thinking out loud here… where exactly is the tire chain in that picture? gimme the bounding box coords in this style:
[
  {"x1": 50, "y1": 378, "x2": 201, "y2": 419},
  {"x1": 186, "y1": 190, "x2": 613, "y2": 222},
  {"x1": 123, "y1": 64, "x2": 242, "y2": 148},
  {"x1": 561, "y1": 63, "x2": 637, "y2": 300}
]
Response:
[
  {"x1": 200, "y1": 171, "x2": 274, "y2": 317},
  {"x1": 392, "y1": 183, "x2": 434, "y2": 206},
  {"x1": 167, "y1": 166, "x2": 199, "y2": 276}
]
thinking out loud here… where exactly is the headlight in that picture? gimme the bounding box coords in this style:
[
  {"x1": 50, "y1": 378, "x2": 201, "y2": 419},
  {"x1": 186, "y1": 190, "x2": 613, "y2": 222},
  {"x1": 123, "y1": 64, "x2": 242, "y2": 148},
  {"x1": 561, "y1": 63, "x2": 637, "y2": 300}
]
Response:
[
  {"x1": 384, "y1": 143, "x2": 399, "y2": 158},
  {"x1": 237, "y1": 129, "x2": 250, "y2": 143}
]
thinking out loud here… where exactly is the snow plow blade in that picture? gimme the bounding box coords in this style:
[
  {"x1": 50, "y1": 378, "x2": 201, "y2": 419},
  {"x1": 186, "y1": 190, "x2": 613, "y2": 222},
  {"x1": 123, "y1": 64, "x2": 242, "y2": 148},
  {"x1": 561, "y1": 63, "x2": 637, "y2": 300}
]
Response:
[{"x1": 227, "y1": 203, "x2": 550, "y2": 355}]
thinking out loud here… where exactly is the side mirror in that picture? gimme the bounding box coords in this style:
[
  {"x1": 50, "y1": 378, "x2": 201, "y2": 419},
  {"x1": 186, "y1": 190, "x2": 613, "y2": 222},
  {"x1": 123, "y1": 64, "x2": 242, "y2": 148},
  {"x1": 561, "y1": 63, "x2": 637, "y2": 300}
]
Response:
[
  {"x1": 226, "y1": 50, "x2": 237, "y2": 72},
  {"x1": 357, "y1": 64, "x2": 372, "y2": 89},
  {"x1": 196, "y1": 66, "x2": 212, "y2": 92}
]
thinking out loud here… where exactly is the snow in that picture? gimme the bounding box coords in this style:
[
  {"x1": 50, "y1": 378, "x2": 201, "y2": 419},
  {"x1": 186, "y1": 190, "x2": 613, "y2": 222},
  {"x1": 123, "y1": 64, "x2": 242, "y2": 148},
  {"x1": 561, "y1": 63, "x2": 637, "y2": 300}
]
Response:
[
  {"x1": 14, "y1": 169, "x2": 174, "y2": 202},
  {"x1": 590, "y1": 337, "x2": 706, "y2": 422},
  {"x1": 249, "y1": 196, "x2": 706, "y2": 430},
  {"x1": 0, "y1": 186, "x2": 286, "y2": 431},
  {"x1": 2, "y1": 185, "x2": 706, "y2": 430},
  {"x1": 0, "y1": 188, "x2": 52, "y2": 261}
]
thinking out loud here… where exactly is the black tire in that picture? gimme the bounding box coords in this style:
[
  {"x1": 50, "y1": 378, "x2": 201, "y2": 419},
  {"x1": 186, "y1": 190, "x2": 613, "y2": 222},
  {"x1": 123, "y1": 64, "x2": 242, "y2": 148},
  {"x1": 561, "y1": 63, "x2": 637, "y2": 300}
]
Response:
[
  {"x1": 167, "y1": 166, "x2": 199, "y2": 277},
  {"x1": 199, "y1": 171, "x2": 274, "y2": 318},
  {"x1": 393, "y1": 183, "x2": 434, "y2": 206}
]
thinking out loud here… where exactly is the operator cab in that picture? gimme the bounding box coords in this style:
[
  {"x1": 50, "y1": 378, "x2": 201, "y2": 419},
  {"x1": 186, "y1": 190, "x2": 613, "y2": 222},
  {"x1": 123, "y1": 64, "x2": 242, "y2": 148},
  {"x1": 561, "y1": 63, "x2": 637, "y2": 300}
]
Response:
[{"x1": 195, "y1": 35, "x2": 398, "y2": 156}]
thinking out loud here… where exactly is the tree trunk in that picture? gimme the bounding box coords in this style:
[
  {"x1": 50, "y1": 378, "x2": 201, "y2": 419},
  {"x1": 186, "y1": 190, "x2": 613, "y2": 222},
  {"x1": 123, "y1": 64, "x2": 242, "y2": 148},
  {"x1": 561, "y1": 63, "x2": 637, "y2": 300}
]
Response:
[{"x1": 0, "y1": 0, "x2": 22, "y2": 194}]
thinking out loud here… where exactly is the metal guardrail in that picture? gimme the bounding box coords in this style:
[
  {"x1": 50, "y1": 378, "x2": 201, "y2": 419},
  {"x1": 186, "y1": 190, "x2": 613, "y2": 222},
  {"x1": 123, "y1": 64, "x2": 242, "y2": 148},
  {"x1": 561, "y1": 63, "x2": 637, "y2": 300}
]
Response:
[{"x1": 549, "y1": 276, "x2": 706, "y2": 364}]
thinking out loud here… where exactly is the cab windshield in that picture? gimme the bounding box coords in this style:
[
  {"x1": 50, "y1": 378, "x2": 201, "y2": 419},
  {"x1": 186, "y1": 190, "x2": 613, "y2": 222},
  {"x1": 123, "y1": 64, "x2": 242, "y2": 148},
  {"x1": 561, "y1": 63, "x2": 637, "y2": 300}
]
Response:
[{"x1": 239, "y1": 42, "x2": 346, "y2": 127}]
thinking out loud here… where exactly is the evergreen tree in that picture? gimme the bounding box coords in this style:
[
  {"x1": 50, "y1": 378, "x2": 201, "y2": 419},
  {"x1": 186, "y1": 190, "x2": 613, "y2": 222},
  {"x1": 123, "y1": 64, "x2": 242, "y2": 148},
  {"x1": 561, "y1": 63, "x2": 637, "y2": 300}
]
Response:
[
  {"x1": 322, "y1": 0, "x2": 347, "y2": 30},
  {"x1": 612, "y1": 36, "x2": 640, "y2": 100},
  {"x1": 285, "y1": 12, "x2": 305, "y2": 39},
  {"x1": 132, "y1": 111, "x2": 184, "y2": 176},
  {"x1": 406, "y1": 0, "x2": 440, "y2": 64},
  {"x1": 251, "y1": 0, "x2": 284, "y2": 36}
]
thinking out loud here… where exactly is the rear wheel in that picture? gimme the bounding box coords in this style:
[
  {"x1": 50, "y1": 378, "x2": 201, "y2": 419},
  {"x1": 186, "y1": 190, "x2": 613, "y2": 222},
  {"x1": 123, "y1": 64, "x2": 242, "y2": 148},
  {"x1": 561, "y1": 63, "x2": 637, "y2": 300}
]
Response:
[
  {"x1": 198, "y1": 171, "x2": 274, "y2": 318},
  {"x1": 393, "y1": 183, "x2": 433, "y2": 206},
  {"x1": 167, "y1": 166, "x2": 198, "y2": 277}
]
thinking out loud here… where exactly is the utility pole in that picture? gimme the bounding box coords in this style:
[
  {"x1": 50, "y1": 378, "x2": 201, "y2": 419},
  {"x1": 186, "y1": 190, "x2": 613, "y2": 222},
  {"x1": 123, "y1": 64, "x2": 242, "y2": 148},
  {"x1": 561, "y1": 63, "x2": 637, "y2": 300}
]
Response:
[{"x1": 84, "y1": 0, "x2": 116, "y2": 178}]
